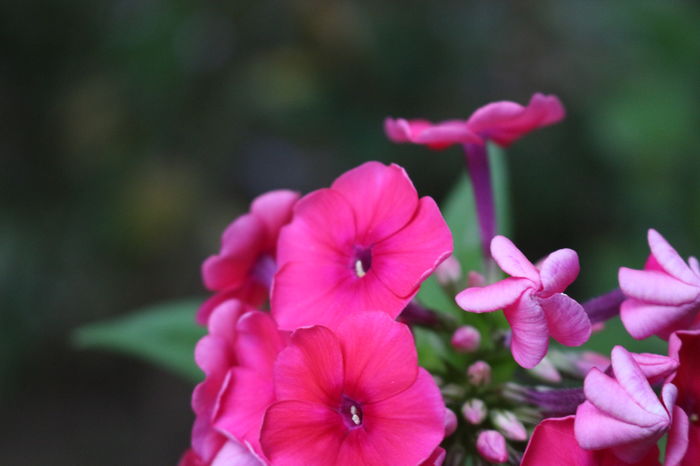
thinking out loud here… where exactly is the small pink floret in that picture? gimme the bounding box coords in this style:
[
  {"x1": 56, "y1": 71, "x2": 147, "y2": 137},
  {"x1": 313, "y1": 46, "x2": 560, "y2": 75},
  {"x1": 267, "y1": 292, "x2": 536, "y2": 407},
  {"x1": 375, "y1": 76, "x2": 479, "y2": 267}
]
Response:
[{"x1": 476, "y1": 430, "x2": 508, "y2": 463}]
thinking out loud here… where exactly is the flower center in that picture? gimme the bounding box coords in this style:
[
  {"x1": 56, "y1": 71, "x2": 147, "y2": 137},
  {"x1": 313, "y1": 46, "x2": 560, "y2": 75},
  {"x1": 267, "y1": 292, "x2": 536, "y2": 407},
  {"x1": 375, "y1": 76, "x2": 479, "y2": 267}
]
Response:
[
  {"x1": 353, "y1": 247, "x2": 372, "y2": 278},
  {"x1": 340, "y1": 396, "x2": 363, "y2": 428},
  {"x1": 251, "y1": 253, "x2": 276, "y2": 289}
]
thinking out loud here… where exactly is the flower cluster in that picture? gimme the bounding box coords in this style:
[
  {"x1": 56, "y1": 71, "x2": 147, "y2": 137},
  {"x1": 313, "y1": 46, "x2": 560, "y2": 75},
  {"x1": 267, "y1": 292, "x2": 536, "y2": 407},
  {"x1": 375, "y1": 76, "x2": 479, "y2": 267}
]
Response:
[{"x1": 180, "y1": 94, "x2": 699, "y2": 465}]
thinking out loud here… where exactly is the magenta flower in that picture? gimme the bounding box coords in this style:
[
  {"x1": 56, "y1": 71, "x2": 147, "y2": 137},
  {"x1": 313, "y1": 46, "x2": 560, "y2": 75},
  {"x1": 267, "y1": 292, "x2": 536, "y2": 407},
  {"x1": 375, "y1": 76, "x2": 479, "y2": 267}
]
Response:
[
  {"x1": 574, "y1": 346, "x2": 688, "y2": 465},
  {"x1": 198, "y1": 189, "x2": 300, "y2": 324},
  {"x1": 259, "y1": 312, "x2": 445, "y2": 465},
  {"x1": 619, "y1": 229, "x2": 700, "y2": 340},
  {"x1": 455, "y1": 235, "x2": 591, "y2": 368},
  {"x1": 271, "y1": 161, "x2": 452, "y2": 330},
  {"x1": 668, "y1": 330, "x2": 700, "y2": 465},
  {"x1": 385, "y1": 93, "x2": 564, "y2": 259},
  {"x1": 522, "y1": 416, "x2": 661, "y2": 466}
]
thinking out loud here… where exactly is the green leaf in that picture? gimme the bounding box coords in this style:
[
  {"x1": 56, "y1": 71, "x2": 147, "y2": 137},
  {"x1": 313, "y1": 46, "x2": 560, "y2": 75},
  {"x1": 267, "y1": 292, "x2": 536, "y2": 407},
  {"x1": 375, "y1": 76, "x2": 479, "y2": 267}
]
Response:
[
  {"x1": 442, "y1": 172, "x2": 482, "y2": 274},
  {"x1": 413, "y1": 326, "x2": 448, "y2": 374},
  {"x1": 72, "y1": 298, "x2": 205, "y2": 382}
]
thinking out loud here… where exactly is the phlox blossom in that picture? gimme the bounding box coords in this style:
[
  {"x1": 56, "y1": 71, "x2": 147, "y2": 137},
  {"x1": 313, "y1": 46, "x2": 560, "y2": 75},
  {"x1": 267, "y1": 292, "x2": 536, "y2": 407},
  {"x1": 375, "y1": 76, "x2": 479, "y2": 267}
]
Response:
[
  {"x1": 668, "y1": 330, "x2": 700, "y2": 465},
  {"x1": 455, "y1": 235, "x2": 591, "y2": 368},
  {"x1": 259, "y1": 311, "x2": 445, "y2": 465},
  {"x1": 198, "y1": 190, "x2": 299, "y2": 324},
  {"x1": 271, "y1": 161, "x2": 452, "y2": 330},
  {"x1": 619, "y1": 229, "x2": 700, "y2": 340}
]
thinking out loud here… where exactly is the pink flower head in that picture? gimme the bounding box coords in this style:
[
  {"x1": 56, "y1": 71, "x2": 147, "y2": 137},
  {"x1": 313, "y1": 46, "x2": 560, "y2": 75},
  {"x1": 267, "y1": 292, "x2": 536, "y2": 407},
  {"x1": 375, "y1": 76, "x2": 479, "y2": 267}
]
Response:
[
  {"x1": 259, "y1": 311, "x2": 445, "y2": 465},
  {"x1": 476, "y1": 430, "x2": 508, "y2": 463},
  {"x1": 198, "y1": 190, "x2": 300, "y2": 324},
  {"x1": 522, "y1": 416, "x2": 661, "y2": 466},
  {"x1": 668, "y1": 330, "x2": 700, "y2": 465},
  {"x1": 574, "y1": 346, "x2": 688, "y2": 465},
  {"x1": 271, "y1": 161, "x2": 453, "y2": 330},
  {"x1": 619, "y1": 229, "x2": 700, "y2": 340},
  {"x1": 384, "y1": 93, "x2": 565, "y2": 149},
  {"x1": 455, "y1": 235, "x2": 591, "y2": 368}
]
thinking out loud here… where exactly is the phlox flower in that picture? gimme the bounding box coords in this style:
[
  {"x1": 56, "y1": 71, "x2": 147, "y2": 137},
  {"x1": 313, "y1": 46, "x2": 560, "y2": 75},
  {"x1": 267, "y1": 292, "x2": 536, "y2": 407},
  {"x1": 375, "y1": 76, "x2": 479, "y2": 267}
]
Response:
[
  {"x1": 271, "y1": 161, "x2": 452, "y2": 330},
  {"x1": 385, "y1": 93, "x2": 564, "y2": 258},
  {"x1": 259, "y1": 311, "x2": 445, "y2": 465},
  {"x1": 668, "y1": 330, "x2": 700, "y2": 465},
  {"x1": 574, "y1": 346, "x2": 688, "y2": 465},
  {"x1": 198, "y1": 190, "x2": 300, "y2": 324},
  {"x1": 455, "y1": 235, "x2": 591, "y2": 368},
  {"x1": 619, "y1": 229, "x2": 700, "y2": 340}
]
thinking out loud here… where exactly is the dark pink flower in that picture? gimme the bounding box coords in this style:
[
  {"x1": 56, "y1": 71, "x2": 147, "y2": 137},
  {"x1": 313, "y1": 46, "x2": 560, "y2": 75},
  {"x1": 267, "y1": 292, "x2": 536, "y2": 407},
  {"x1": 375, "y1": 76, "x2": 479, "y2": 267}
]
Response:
[
  {"x1": 271, "y1": 161, "x2": 452, "y2": 330},
  {"x1": 522, "y1": 416, "x2": 661, "y2": 466},
  {"x1": 456, "y1": 235, "x2": 591, "y2": 368},
  {"x1": 668, "y1": 330, "x2": 700, "y2": 465},
  {"x1": 198, "y1": 190, "x2": 300, "y2": 324},
  {"x1": 619, "y1": 229, "x2": 700, "y2": 340},
  {"x1": 259, "y1": 312, "x2": 445, "y2": 465},
  {"x1": 574, "y1": 346, "x2": 688, "y2": 465}
]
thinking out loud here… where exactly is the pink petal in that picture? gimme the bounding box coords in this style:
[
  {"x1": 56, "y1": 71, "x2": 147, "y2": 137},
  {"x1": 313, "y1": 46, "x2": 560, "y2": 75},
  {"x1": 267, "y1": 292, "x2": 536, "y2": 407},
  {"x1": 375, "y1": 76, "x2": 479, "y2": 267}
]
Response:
[
  {"x1": 335, "y1": 312, "x2": 418, "y2": 403},
  {"x1": 610, "y1": 346, "x2": 667, "y2": 417},
  {"x1": 465, "y1": 93, "x2": 565, "y2": 147},
  {"x1": 476, "y1": 430, "x2": 508, "y2": 463},
  {"x1": 521, "y1": 416, "x2": 594, "y2": 466},
  {"x1": 330, "y1": 162, "x2": 419, "y2": 244},
  {"x1": 539, "y1": 248, "x2": 580, "y2": 295},
  {"x1": 539, "y1": 293, "x2": 591, "y2": 346},
  {"x1": 249, "y1": 189, "x2": 300, "y2": 251},
  {"x1": 420, "y1": 447, "x2": 446, "y2": 466},
  {"x1": 630, "y1": 353, "x2": 679, "y2": 383},
  {"x1": 413, "y1": 120, "x2": 481, "y2": 146},
  {"x1": 260, "y1": 400, "x2": 344, "y2": 465},
  {"x1": 234, "y1": 311, "x2": 288, "y2": 377},
  {"x1": 359, "y1": 369, "x2": 446, "y2": 466},
  {"x1": 620, "y1": 299, "x2": 698, "y2": 340},
  {"x1": 648, "y1": 229, "x2": 699, "y2": 285},
  {"x1": 384, "y1": 118, "x2": 433, "y2": 143},
  {"x1": 490, "y1": 235, "x2": 540, "y2": 283},
  {"x1": 273, "y1": 326, "x2": 344, "y2": 406},
  {"x1": 210, "y1": 440, "x2": 264, "y2": 466},
  {"x1": 196, "y1": 285, "x2": 267, "y2": 326},
  {"x1": 207, "y1": 299, "x2": 247, "y2": 345},
  {"x1": 689, "y1": 256, "x2": 700, "y2": 276},
  {"x1": 455, "y1": 277, "x2": 532, "y2": 313},
  {"x1": 681, "y1": 423, "x2": 700, "y2": 466},
  {"x1": 504, "y1": 294, "x2": 549, "y2": 368},
  {"x1": 371, "y1": 197, "x2": 453, "y2": 298},
  {"x1": 214, "y1": 367, "x2": 274, "y2": 455},
  {"x1": 619, "y1": 268, "x2": 699, "y2": 305},
  {"x1": 194, "y1": 335, "x2": 233, "y2": 379}
]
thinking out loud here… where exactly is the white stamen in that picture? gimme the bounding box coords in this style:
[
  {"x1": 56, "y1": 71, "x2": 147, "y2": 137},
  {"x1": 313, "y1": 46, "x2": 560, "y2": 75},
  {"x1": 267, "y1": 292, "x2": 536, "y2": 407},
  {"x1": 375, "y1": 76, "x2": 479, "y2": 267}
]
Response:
[
  {"x1": 350, "y1": 405, "x2": 358, "y2": 415},
  {"x1": 351, "y1": 414, "x2": 361, "y2": 425},
  {"x1": 355, "y1": 259, "x2": 366, "y2": 278}
]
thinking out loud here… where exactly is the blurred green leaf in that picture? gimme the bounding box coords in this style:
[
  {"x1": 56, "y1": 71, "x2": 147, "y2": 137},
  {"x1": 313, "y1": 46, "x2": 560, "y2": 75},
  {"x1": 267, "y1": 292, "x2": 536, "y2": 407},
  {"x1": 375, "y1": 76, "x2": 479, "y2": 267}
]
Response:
[
  {"x1": 72, "y1": 299, "x2": 205, "y2": 382},
  {"x1": 413, "y1": 326, "x2": 448, "y2": 374}
]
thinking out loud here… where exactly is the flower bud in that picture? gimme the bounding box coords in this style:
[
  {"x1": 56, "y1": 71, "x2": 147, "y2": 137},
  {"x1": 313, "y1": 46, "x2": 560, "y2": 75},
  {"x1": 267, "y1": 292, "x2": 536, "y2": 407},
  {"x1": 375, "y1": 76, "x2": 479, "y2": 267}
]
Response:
[
  {"x1": 461, "y1": 399, "x2": 487, "y2": 425},
  {"x1": 492, "y1": 410, "x2": 527, "y2": 441},
  {"x1": 574, "y1": 351, "x2": 611, "y2": 377},
  {"x1": 444, "y1": 408, "x2": 458, "y2": 437},
  {"x1": 467, "y1": 360, "x2": 491, "y2": 386},
  {"x1": 527, "y1": 356, "x2": 562, "y2": 383},
  {"x1": 435, "y1": 255, "x2": 462, "y2": 285},
  {"x1": 451, "y1": 325, "x2": 481, "y2": 353},
  {"x1": 467, "y1": 270, "x2": 486, "y2": 287},
  {"x1": 476, "y1": 430, "x2": 508, "y2": 463}
]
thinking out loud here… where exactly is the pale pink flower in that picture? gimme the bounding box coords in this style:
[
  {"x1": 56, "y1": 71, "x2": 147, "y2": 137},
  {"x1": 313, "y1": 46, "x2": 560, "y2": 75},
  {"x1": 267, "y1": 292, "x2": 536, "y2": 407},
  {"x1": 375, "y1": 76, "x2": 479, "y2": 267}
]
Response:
[
  {"x1": 467, "y1": 360, "x2": 491, "y2": 386},
  {"x1": 451, "y1": 325, "x2": 481, "y2": 352},
  {"x1": 444, "y1": 408, "x2": 458, "y2": 437},
  {"x1": 492, "y1": 410, "x2": 528, "y2": 442},
  {"x1": 574, "y1": 346, "x2": 688, "y2": 464},
  {"x1": 462, "y1": 399, "x2": 487, "y2": 425},
  {"x1": 435, "y1": 255, "x2": 462, "y2": 285},
  {"x1": 528, "y1": 356, "x2": 562, "y2": 383},
  {"x1": 271, "y1": 161, "x2": 452, "y2": 330},
  {"x1": 456, "y1": 235, "x2": 591, "y2": 368},
  {"x1": 259, "y1": 312, "x2": 445, "y2": 465},
  {"x1": 476, "y1": 430, "x2": 508, "y2": 463},
  {"x1": 619, "y1": 229, "x2": 700, "y2": 340},
  {"x1": 198, "y1": 190, "x2": 300, "y2": 324}
]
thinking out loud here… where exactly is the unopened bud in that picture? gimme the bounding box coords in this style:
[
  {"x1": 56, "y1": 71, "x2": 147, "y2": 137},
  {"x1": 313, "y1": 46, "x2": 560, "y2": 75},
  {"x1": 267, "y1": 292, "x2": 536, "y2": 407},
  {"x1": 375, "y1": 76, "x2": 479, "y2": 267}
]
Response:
[
  {"x1": 476, "y1": 430, "x2": 508, "y2": 463},
  {"x1": 467, "y1": 270, "x2": 486, "y2": 287},
  {"x1": 451, "y1": 325, "x2": 481, "y2": 353},
  {"x1": 444, "y1": 408, "x2": 458, "y2": 437},
  {"x1": 492, "y1": 410, "x2": 527, "y2": 442},
  {"x1": 467, "y1": 360, "x2": 491, "y2": 386},
  {"x1": 527, "y1": 356, "x2": 562, "y2": 383},
  {"x1": 461, "y1": 399, "x2": 487, "y2": 425},
  {"x1": 435, "y1": 255, "x2": 462, "y2": 285}
]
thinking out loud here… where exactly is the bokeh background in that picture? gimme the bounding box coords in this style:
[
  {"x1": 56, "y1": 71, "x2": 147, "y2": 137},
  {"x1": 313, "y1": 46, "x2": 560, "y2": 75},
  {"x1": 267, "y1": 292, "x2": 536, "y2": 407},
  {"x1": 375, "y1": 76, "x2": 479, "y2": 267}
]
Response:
[{"x1": 2, "y1": 0, "x2": 699, "y2": 464}]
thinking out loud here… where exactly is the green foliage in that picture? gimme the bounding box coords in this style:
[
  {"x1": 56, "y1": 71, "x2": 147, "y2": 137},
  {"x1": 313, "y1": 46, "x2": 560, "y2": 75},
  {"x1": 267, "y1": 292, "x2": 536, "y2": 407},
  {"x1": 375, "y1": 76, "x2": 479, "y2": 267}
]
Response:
[{"x1": 73, "y1": 299, "x2": 204, "y2": 382}]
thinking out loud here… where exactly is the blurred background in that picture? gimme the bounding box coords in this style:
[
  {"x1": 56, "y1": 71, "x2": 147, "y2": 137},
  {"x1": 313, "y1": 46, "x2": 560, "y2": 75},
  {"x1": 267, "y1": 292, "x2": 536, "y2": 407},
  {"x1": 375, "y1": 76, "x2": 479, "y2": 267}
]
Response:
[{"x1": 1, "y1": 0, "x2": 699, "y2": 464}]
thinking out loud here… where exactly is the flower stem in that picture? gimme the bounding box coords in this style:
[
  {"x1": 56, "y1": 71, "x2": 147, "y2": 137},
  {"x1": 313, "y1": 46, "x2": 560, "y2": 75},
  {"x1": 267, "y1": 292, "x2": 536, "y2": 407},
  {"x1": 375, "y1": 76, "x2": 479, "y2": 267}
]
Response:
[
  {"x1": 582, "y1": 288, "x2": 625, "y2": 324},
  {"x1": 463, "y1": 143, "x2": 496, "y2": 268}
]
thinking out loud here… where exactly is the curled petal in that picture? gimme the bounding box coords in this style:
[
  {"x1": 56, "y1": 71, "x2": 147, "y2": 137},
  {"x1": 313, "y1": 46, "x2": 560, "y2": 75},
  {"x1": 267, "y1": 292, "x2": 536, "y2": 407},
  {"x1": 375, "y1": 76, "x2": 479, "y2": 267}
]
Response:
[
  {"x1": 249, "y1": 189, "x2": 300, "y2": 251},
  {"x1": 648, "y1": 229, "x2": 699, "y2": 285},
  {"x1": 539, "y1": 248, "x2": 580, "y2": 295},
  {"x1": 619, "y1": 268, "x2": 699, "y2": 305},
  {"x1": 455, "y1": 277, "x2": 532, "y2": 313},
  {"x1": 540, "y1": 294, "x2": 591, "y2": 347},
  {"x1": 504, "y1": 295, "x2": 549, "y2": 368},
  {"x1": 491, "y1": 235, "x2": 540, "y2": 283},
  {"x1": 620, "y1": 299, "x2": 698, "y2": 340}
]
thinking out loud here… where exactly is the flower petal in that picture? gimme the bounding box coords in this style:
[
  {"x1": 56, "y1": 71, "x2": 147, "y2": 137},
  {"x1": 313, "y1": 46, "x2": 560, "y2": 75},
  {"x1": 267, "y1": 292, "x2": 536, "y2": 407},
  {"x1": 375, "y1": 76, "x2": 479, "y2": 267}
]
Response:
[
  {"x1": 455, "y1": 277, "x2": 532, "y2": 313},
  {"x1": 413, "y1": 120, "x2": 480, "y2": 146},
  {"x1": 490, "y1": 235, "x2": 540, "y2": 283},
  {"x1": 335, "y1": 312, "x2": 417, "y2": 403},
  {"x1": 234, "y1": 311, "x2": 288, "y2": 377},
  {"x1": 539, "y1": 248, "x2": 580, "y2": 295},
  {"x1": 504, "y1": 294, "x2": 549, "y2": 368},
  {"x1": 521, "y1": 416, "x2": 594, "y2": 466},
  {"x1": 648, "y1": 229, "x2": 698, "y2": 285},
  {"x1": 620, "y1": 299, "x2": 698, "y2": 340},
  {"x1": 384, "y1": 118, "x2": 433, "y2": 143},
  {"x1": 331, "y1": 162, "x2": 419, "y2": 244},
  {"x1": 371, "y1": 196, "x2": 453, "y2": 298},
  {"x1": 249, "y1": 189, "x2": 300, "y2": 251},
  {"x1": 610, "y1": 346, "x2": 666, "y2": 417},
  {"x1": 619, "y1": 267, "x2": 699, "y2": 305},
  {"x1": 540, "y1": 293, "x2": 591, "y2": 346}
]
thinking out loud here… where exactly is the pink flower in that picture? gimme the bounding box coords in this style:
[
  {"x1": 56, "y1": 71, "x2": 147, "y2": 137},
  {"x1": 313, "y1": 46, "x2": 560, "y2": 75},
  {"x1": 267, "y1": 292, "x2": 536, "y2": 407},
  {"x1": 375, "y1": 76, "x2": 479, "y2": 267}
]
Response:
[
  {"x1": 467, "y1": 360, "x2": 491, "y2": 386},
  {"x1": 178, "y1": 441, "x2": 263, "y2": 466},
  {"x1": 522, "y1": 416, "x2": 661, "y2": 466},
  {"x1": 385, "y1": 93, "x2": 565, "y2": 149},
  {"x1": 451, "y1": 325, "x2": 481, "y2": 352},
  {"x1": 198, "y1": 190, "x2": 300, "y2": 324},
  {"x1": 619, "y1": 229, "x2": 700, "y2": 340},
  {"x1": 271, "y1": 161, "x2": 452, "y2": 330},
  {"x1": 462, "y1": 399, "x2": 487, "y2": 425},
  {"x1": 476, "y1": 430, "x2": 508, "y2": 463},
  {"x1": 668, "y1": 330, "x2": 700, "y2": 465},
  {"x1": 259, "y1": 312, "x2": 445, "y2": 465},
  {"x1": 574, "y1": 346, "x2": 688, "y2": 465},
  {"x1": 455, "y1": 235, "x2": 591, "y2": 368}
]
